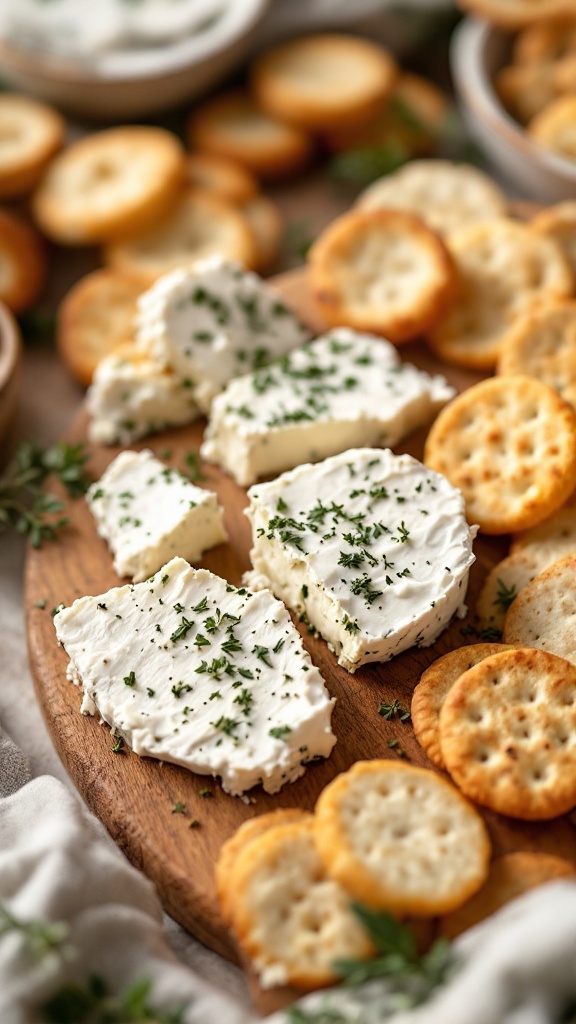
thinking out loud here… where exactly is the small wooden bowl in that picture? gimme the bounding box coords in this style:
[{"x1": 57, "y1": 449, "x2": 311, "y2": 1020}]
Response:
[{"x1": 0, "y1": 301, "x2": 22, "y2": 461}]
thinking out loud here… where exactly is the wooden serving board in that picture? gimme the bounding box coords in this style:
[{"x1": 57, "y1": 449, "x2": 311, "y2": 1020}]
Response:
[{"x1": 26, "y1": 268, "x2": 576, "y2": 1015}]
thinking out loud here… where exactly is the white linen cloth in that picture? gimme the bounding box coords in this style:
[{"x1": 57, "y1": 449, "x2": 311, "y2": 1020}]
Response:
[{"x1": 2, "y1": 735, "x2": 576, "y2": 1024}]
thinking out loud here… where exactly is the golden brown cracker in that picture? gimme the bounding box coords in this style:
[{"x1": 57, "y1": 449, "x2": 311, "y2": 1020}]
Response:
[
  {"x1": 308, "y1": 207, "x2": 457, "y2": 343},
  {"x1": 424, "y1": 376, "x2": 576, "y2": 534},
  {"x1": 412, "y1": 644, "x2": 515, "y2": 769},
  {"x1": 427, "y1": 220, "x2": 572, "y2": 371},
  {"x1": 439, "y1": 647, "x2": 576, "y2": 820},
  {"x1": 313, "y1": 760, "x2": 490, "y2": 916}
]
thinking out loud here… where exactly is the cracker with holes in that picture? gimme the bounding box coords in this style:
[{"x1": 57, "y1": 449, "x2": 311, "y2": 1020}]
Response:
[
  {"x1": 313, "y1": 760, "x2": 490, "y2": 916},
  {"x1": 57, "y1": 268, "x2": 148, "y2": 386},
  {"x1": 440, "y1": 852, "x2": 576, "y2": 939},
  {"x1": 216, "y1": 809, "x2": 312, "y2": 924},
  {"x1": 532, "y1": 203, "x2": 576, "y2": 280},
  {"x1": 427, "y1": 220, "x2": 572, "y2": 370},
  {"x1": 308, "y1": 208, "x2": 457, "y2": 343},
  {"x1": 497, "y1": 303, "x2": 576, "y2": 409},
  {"x1": 477, "y1": 553, "x2": 541, "y2": 634},
  {"x1": 511, "y1": 505, "x2": 576, "y2": 556},
  {"x1": 0, "y1": 93, "x2": 65, "y2": 198},
  {"x1": 439, "y1": 647, "x2": 576, "y2": 820},
  {"x1": 412, "y1": 644, "x2": 514, "y2": 769},
  {"x1": 356, "y1": 160, "x2": 507, "y2": 237},
  {"x1": 33, "y1": 126, "x2": 186, "y2": 245},
  {"x1": 223, "y1": 818, "x2": 374, "y2": 989},
  {"x1": 424, "y1": 376, "x2": 576, "y2": 534},
  {"x1": 503, "y1": 555, "x2": 576, "y2": 665},
  {"x1": 105, "y1": 188, "x2": 256, "y2": 282}
]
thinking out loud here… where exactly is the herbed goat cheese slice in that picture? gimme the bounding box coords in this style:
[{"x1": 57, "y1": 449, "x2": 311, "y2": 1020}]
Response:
[
  {"x1": 245, "y1": 449, "x2": 476, "y2": 674},
  {"x1": 87, "y1": 449, "x2": 227, "y2": 582},
  {"x1": 53, "y1": 557, "x2": 336, "y2": 796},
  {"x1": 135, "y1": 256, "x2": 310, "y2": 412},
  {"x1": 201, "y1": 328, "x2": 455, "y2": 485},
  {"x1": 87, "y1": 345, "x2": 199, "y2": 446}
]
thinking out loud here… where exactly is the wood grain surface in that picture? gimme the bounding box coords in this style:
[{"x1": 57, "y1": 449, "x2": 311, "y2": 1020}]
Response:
[{"x1": 25, "y1": 268, "x2": 576, "y2": 1015}]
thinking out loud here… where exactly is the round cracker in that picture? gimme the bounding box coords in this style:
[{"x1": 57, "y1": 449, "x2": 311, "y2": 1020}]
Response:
[
  {"x1": 323, "y1": 73, "x2": 447, "y2": 157},
  {"x1": 412, "y1": 644, "x2": 515, "y2": 769},
  {"x1": 0, "y1": 209, "x2": 45, "y2": 314},
  {"x1": 427, "y1": 220, "x2": 572, "y2": 371},
  {"x1": 355, "y1": 160, "x2": 507, "y2": 237},
  {"x1": 457, "y1": 0, "x2": 574, "y2": 29},
  {"x1": 313, "y1": 760, "x2": 491, "y2": 917},
  {"x1": 498, "y1": 303, "x2": 576, "y2": 408},
  {"x1": 532, "y1": 203, "x2": 576, "y2": 279},
  {"x1": 226, "y1": 818, "x2": 374, "y2": 989},
  {"x1": 424, "y1": 376, "x2": 576, "y2": 534},
  {"x1": 241, "y1": 194, "x2": 283, "y2": 272},
  {"x1": 33, "y1": 126, "x2": 186, "y2": 245},
  {"x1": 476, "y1": 552, "x2": 540, "y2": 634},
  {"x1": 57, "y1": 268, "x2": 148, "y2": 386},
  {"x1": 186, "y1": 152, "x2": 258, "y2": 204},
  {"x1": 0, "y1": 93, "x2": 65, "y2": 198},
  {"x1": 187, "y1": 90, "x2": 313, "y2": 179},
  {"x1": 440, "y1": 852, "x2": 576, "y2": 939},
  {"x1": 528, "y1": 95, "x2": 576, "y2": 159},
  {"x1": 439, "y1": 647, "x2": 576, "y2": 820},
  {"x1": 511, "y1": 504, "x2": 576, "y2": 556},
  {"x1": 503, "y1": 555, "x2": 576, "y2": 665},
  {"x1": 216, "y1": 809, "x2": 312, "y2": 926},
  {"x1": 104, "y1": 188, "x2": 256, "y2": 282},
  {"x1": 251, "y1": 33, "x2": 397, "y2": 130},
  {"x1": 308, "y1": 207, "x2": 457, "y2": 343}
]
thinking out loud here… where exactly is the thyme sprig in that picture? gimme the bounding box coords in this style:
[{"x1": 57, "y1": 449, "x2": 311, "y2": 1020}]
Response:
[
  {"x1": 335, "y1": 904, "x2": 452, "y2": 995},
  {"x1": 0, "y1": 904, "x2": 186, "y2": 1023},
  {"x1": 0, "y1": 441, "x2": 90, "y2": 548}
]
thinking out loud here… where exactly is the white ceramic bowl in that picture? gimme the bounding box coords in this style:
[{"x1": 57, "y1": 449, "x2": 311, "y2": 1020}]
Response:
[
  {"x1": 450, "y1": 17, "x2": 576, "y2": 203},
  {"x1": 0, "y1": 302, "x2": 22, "y2": 461},
  {"x1": 0, "y1": 0, "x2": 268, "y2": 121}
]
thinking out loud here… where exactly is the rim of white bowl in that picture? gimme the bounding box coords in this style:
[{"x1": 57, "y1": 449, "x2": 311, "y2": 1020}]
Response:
[
  {"x1": 450, "y1": 16, "x2": 576, "y2": 184},
  {"x1": 0, "y1": 0, "x2": 269, "y2": 83}
]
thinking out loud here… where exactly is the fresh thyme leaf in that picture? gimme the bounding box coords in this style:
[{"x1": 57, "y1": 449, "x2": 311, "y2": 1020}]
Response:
[
  {"x1": 171, "y1": 802, "x2": 186, "y2": 815},
  {"x1": 334, "y1": 904, "x2": 452, "y2": 1002},
  {"x1": 378, "y1": 699, "x2": 411, "y2": 722},
  {"x1": 287, "y1": 1009, "x2": 350, "y2": 1023},
  {"x1": 0, "y1": 441, "x2": 90, "y2": 548},
  {"x1": 0, "y1": 905, "x2": 68, "y2": 961},
  {"x1": 183, "y1": 451, "x2": 205, "y2": 482},
  {"x1": 111, "y1": 736, "x2": 124, "y2": 754},
  {"x1": 493, "y1": 578, "x2": 517, "y2": 612},
  {"x1": 42, "y1": 974, "x2": 187, "y2": 1023}
]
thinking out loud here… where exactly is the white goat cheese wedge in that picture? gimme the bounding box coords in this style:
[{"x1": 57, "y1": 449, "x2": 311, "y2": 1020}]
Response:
[
  {"x1": 87, "y1": 345, "x2": 199, "y2": 446},
  {"x1": 53, "y1": 557, "x2": 336, "y2": 796},
  {"x1": 245, "y1": 449, "x2": 476, "y2": 674},
  {"x1": 201, "y1": 328, "x2": 455, "y2": 485},
  {"x1": 135, "y1": 256, "x2": 310, "y2": 412},
  {"x1": 87, "y1": 450, "x2": 227, "y2": 582}
]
